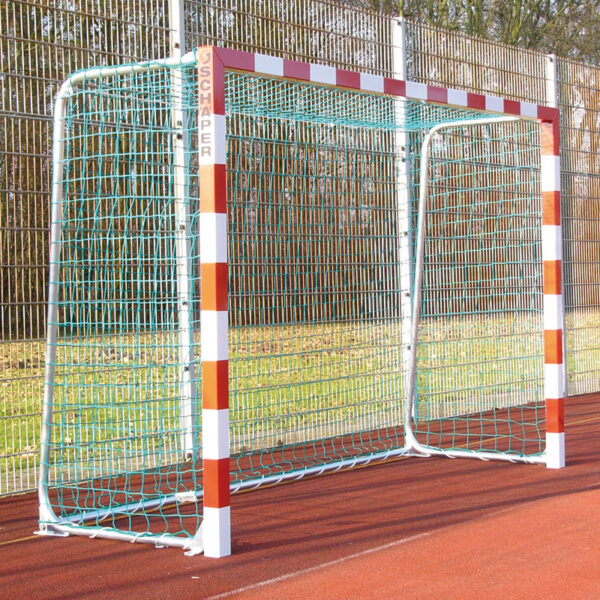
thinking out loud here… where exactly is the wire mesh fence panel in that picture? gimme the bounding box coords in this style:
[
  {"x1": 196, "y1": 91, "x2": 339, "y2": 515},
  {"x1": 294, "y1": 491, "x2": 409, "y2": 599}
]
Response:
[
  {"x1": 405, "y1": 22, "x2": 548, "y2": 103},
  {"x1": 184, "y1": 0, "x2": 394, "y2": 75},
  {"x1": 558, "y1": 58, "x2": 600, "y2": 396},
  {"x1": 0, "y1": 0, "x2": 170, "y2": 495},
  {"x1": 1, "y1": 0, "x2": 600, "y2": 497}
]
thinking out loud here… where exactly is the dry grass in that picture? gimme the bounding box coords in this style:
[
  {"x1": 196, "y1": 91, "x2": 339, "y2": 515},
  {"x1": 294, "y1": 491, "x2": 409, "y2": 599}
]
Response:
[{"x1": 2, "y1": 310, "x2": 600, "y2": 494}]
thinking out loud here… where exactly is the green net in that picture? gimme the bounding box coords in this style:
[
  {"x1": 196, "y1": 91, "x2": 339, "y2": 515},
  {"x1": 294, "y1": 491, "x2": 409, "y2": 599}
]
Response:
[
  {"x1": 42, "y1": 62, "x2": 203, "y2": 543},
  {"x1": 413, "y1": 121, "x2": 544, "y2": 457},
  {"x1": 40, "y1": 55, "x2": 544, "y2": 547}
]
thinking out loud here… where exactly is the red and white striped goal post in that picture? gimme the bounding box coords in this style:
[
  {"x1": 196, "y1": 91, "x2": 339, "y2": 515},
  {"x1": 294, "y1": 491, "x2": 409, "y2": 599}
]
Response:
[{"x1": 196, "y1": 46, "x2": 564, "y2": 558}]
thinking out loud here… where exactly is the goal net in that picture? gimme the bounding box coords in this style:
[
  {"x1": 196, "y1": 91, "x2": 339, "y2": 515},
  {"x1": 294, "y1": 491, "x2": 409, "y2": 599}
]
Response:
[{"x1": 38, "y1": 47, "x2": 564, "y2": 557}]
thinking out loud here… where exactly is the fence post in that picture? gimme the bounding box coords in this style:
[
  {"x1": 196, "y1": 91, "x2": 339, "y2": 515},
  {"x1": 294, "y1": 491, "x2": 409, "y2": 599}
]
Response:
[
  {"x1": 169, "y1": 0, "x2": 197, "y2": 458},
  {"x1": 392, "y1": 18, "x2": 413, "y2": 431},
  {"x1": 169, "y1": 0, "x2": 185, "y2": 56}
]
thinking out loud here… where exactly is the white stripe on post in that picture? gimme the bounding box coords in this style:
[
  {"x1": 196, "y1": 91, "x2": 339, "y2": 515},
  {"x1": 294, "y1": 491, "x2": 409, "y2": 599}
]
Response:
[
  {"x1": 202, "y1": 409, "x2": 230, "y2": 459},
  {"x1": 542, "y1": 225, "x2": 563, "y2": 261},
  {"x1": 200, "y1": 213, "x2": 228, "y2": 263},
  {"x1": 406, "y1": 81, "x2": 427, "y2": 100},
  {"x1": 544, "y1": 363, "x2": 565, "y2": 400},
  {"x1": 546, "y1": 432, "x2": 566, "y2": 469},
  {"x1": 485, "y1": 95, "x2": 504, "y2": 113},
  {"x1": 255, "y1": 53, "x2": 284, "y2": 77},
  {"x1": 309, "y1": 64, "x2": 336, "y2": 85},
  {"x1": 203, "y1": 506, "x2": 231, "y2": 559},
  {"x1": 520, "y1": 101, "x2": 538, "y2": 119},
  {"x1": 541, "y1": 155, "x2": 561, "y2": 192},
  {"x1": 447, "y1": 88, "x2": 468, "y2": 108},
  {"x1": 360, "y1": 73, "x2": 384, "y2": 93},
  {"x1": 543, "y1": 294, "x2": 564, "y2": 331},
  {"x1": 197, "y1": 114, "x2": 226, "y2": 166},
  {"x1": 201, "y1": 311, "x2": 228, "y2": 362}
]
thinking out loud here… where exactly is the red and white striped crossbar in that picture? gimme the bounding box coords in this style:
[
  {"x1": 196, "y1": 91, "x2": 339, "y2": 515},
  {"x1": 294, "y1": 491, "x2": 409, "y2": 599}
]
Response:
[{"x1": 196, "y1": 45, "x2": 564, "y2": 555}]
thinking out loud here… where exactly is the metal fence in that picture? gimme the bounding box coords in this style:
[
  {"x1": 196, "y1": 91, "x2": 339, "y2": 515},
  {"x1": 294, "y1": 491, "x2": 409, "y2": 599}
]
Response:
[
  {"x1": 403, "y1": 23, "x2": 600, "y2": 397},
  {"x1": 1, "y1": 0, "x2": 599, "y2": 495},
  {"x1": 0, "y1": 0, "x2": 170, "y2": 495}
]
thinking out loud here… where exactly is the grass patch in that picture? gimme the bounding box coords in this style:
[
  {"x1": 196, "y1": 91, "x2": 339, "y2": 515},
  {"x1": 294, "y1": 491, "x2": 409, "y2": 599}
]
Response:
[{"x1": 2, "y1": 310, "x2": 599, "y2": 495}]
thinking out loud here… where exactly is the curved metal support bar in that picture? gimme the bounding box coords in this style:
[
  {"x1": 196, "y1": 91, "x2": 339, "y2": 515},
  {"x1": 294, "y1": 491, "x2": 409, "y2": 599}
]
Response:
[
  {"x1": 37, "y1": 82, "x2": 73, "y2": 531},
  {"x1": 63, "y1": 50, "x2": 198, "y2": 88},
  {"x1": 229, "y1": 446, "x2": 414, "y2": 494},
  {"x1": 403, "y1": 116, "x2": 521, "y2": 451},
  {"x1": 405, "y1": 438, "x2": 546, "y2": 465},
  {"x1": 39, "y1": 521, "x2": 203, "y2": 554},
  {"x1": 37, "y1": 50, "x2": 200, "y2": 533}
]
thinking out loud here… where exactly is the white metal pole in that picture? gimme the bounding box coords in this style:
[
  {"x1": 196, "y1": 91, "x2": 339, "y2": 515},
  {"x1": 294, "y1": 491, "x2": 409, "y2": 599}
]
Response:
[
  {"x1": 37, "y1": 81, "x2": 72, "y2": 531},
  {"x1": 169, "y1": 0, "x2": 197, "y2": 459},
  {"x1": 392, "y1": 17, "x2": 413, "y2": 433},
  {"x1": 169, "y1": 0, "x2": 185, "y2": 56}
]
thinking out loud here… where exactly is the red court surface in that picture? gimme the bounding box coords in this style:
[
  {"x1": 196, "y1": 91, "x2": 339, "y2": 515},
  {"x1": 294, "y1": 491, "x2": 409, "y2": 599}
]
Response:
[{"x1": 1, "y1": 393, "x2": 599, "y2": 599}]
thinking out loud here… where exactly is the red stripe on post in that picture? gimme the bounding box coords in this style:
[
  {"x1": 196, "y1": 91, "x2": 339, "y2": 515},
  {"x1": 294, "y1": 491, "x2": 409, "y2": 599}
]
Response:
[
  {"x1": 544, "y1": 329, "x2": 563, "y2": 364},
  {"x1": 201, "y1": 262, "x2": 228, "y2": 311},
  {"x1": 427, "y1": 85, "x2": 448, "y2": 104},
  {"x1": 283, "y1": 59, "x2": 310, "y2": 81},
  {"x1": 538, "y1": 106, "x2": 559, "y2": 123},
  {"x1": 467, "y1": 92, "x2": 486, "y2": 110},
  {"x1": 544, "y1": 260, "x2": 562, "y2": 295},
  {"x1": 540, "y1": 120, "x2": 560, "y2": 155},
  {"x1": 546, "y1": 397, "x2": 565, "y2": 433},
  {"x1": 203, "y1": 458, "x2": 231, "y2": 508},
  {"x1": 215, "y1": 47, "x2": 255, "y2": 73},
  {"x1": 384, "y1": 77, "x2": 406, "y2": 97},
  {"x1": 199, "y1": 164, "x2": 227, "y2": 214},
  {"x1": 542, "y1": 191, "x2": 561, "y2": 226},
  {"x1": 197, "y1": 47, "x2": 225, "y2": 116},
  {"x1": 504, "y1": 99, "x2": 521, "y2": 115},
  {"x1": 336, "y1": 68, "x2": 360, "y2": 89},
  {"x1": 202, "y1": 360, "x2": 229, "y2": 410}
]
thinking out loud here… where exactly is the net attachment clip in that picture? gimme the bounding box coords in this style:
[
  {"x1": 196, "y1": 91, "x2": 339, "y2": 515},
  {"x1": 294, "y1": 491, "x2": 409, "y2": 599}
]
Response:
[{"x1": 175, "y1": 490, "x2": 198, "y2": 504}]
